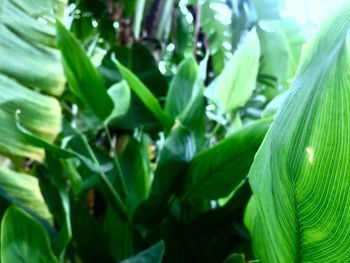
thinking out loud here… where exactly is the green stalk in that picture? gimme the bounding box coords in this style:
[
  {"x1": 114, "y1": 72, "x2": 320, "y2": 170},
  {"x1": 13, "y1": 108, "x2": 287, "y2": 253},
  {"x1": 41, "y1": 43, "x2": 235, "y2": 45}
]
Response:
[
  {"x1": 80, "y1": 134, "x2": 129, "y2": 222},
  {"x1": 103, "y1": 125, "x2": 128, "y2": 199}
]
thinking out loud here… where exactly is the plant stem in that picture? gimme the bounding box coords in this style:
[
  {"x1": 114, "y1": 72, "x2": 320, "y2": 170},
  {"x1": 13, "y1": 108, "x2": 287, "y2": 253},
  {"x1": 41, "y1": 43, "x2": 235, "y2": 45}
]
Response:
[
  {"x1": 103, "y1": 125, "x2": 128, "y2": 199},
  {"x1": 80, "y1": 134, "x2": 129, "y2": 222}
]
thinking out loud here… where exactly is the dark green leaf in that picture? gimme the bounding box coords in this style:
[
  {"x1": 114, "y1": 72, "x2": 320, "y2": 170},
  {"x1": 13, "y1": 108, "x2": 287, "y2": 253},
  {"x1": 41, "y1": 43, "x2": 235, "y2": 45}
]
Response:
[
  {"x1": 115, "y1": 60, "x2": 173, "y2": 129},
  {"x1": 121, "y1": 241, "x2": 165, "y2": 263},
  {"x1": 184, "y1": 119, "x2": 272, "y2": 200},
  {"x1": 56, "y1": 21, "x2": 114, "y2": 121}
]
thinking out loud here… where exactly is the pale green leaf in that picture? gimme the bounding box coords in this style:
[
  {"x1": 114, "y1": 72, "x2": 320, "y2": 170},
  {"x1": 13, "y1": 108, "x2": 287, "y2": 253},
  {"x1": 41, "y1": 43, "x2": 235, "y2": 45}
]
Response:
[
  {"x1": 107, "y1": 81, "x2": 131, "y2": 123},
  {"x1": 0, "y1": 0, "x2": 65, "y2": 160},
  {"x1": 249, "y1": 2, "x2": 350, "y2": 262},
  {"x1": 216, "y1": 28, "x2": 260, "y2": 112},
  {"x1": 0, "y1": 167, "x2": 52, "y2": 222},
  {"x1": 0, "y1": 0, "x2": 66, "y2": 95},
  {"x1": 258, "y1": 17, "x2": 305, "y2": 86},
  {"x1": 0, "y1": 76, "x2": 61, "y2": 160}
]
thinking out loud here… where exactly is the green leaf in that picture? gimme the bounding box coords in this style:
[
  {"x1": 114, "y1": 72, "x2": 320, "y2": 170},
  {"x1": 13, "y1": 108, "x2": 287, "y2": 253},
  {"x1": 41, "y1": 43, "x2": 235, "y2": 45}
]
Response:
[
  {"x1": 1, "y1": 206, "x2": 59, "y2": 263},
  {"x1": 165, "y1": 57, "x2": 199, "y2": 118},
  {"x1": 0, "y1": 167, "x2": 52, "y2": 222},
  {"x1": 165, "y1": 56, "x2": 206, "y2": 148},
  {"x1": 184, "y1": 119, "x2": 271, "y2": 200},
  {"x1": 216, "y1": 28, "x2": 260, "y2": 112},
  {"x1": 120, "y1": 136, "x2": 151, "y2": 215},
  {"x1": 121, "y1": 241, "x2": 165, "y2": 263},
  {"x1": 248, "y1": 3, "x2": 350, "y2": 262},
  {"x1": 0, "y1": 76, "x2": 62, "y2": 160},
  {"x1": 106, "y1": 81, "x2": 131, "y2": 122},
  {"x1": 56, "y1": 20, "x2": 114, "y2": 121},
  {"x1": 15, "y1": 115, "x2": 110, "y2": 174},
  {"x1": 257, "y1": 18, "x2": 305, "y2": 86},
  {"x1": 0, "y1": 0, "x2": 65, "y2": 160},
  {"x1": 115, "y1": 60, "x2": 173, "y2": 129},
  {"x1": 261, "y1": 91, "x2": 288, "y2": 118},
  {"x1": 0, "y1": 0, "x2": 66, "y2": 95},
  {"x1": 134, "y1": 126, "x2": 196, "y2": 226}
]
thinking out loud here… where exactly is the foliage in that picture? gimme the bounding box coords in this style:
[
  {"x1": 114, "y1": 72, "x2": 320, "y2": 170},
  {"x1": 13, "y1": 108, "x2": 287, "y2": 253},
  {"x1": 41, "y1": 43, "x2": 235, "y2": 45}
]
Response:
[{"x1": 1, "y1": 0, "x2": 349, "y2": 262}]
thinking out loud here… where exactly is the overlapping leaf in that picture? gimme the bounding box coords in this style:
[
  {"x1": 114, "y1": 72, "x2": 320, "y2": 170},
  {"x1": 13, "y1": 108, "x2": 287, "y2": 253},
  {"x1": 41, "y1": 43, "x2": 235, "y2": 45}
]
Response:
[
  {"x1": 0, "y1": 167, "x2": 52, "y2": 221},
  {"x1": 56, "y1": 21, "x2": 114, "y2": 121},
  {"x1": 248, "y1": 2, "x2": 350, "y2": 262},
  {"x1": 0, "y1": 0, "x2": 65, "y2": 160},
  {"x1": 184, "y1": 119, "x2": 271, "y2": 200}
]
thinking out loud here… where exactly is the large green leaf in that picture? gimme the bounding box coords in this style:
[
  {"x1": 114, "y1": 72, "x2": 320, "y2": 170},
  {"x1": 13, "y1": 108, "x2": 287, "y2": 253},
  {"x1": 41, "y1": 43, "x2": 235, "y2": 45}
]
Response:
[
  {"x1": 0, "y1": 0, "x2": 65, "y2": 160},
  {"x1": 0, "y1": 0, "x2": 66, "y2": 95},
  {"x1": 248, "y1": 2, "x2": 350, "y2": 262},
  {"x1": 0, "y1": 167, "x2": 51, "y2": 221},
  {"x1": 184, "y1": 119, "x2": 271, "y2": 200},
  {"x1": 56, "y1": 21, "x2": 114, "y2": 121},
  {"x1": 0, "y1": 76, "x2": 61, "y2": 160},
  {"x1": 1, "y1": 206, "x2": 58, "y2": 263}
]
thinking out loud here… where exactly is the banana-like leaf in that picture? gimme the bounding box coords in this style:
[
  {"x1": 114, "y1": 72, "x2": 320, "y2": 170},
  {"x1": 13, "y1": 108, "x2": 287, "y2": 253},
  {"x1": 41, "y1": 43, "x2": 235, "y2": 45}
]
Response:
[
  {"x1": 0, "y1": 167, "x2": 51, "y2": 222},
  {"x1": 0, "y1": 0, "x2": 65, "y2": 160},
  {"x1": 1, "y1": 206, "x2": 58, "y2": 263},
  {"x1": 248, "y1": 2, "x2": 350, "y2": 262},
  {"x1": 0, "y1": 76, "x2": 61, "y2": 160}
]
